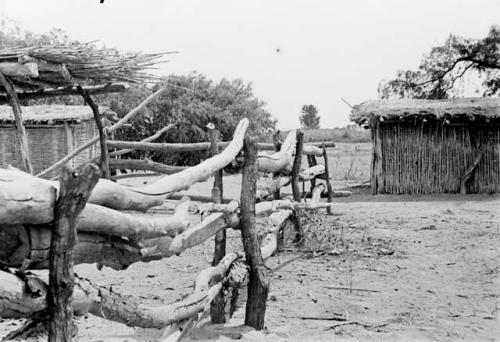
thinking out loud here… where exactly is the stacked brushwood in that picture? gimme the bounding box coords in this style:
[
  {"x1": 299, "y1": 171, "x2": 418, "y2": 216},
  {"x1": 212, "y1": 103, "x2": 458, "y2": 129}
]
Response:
[{"x1": 0, "y1": 43, "x2": 173, "y2": 94}]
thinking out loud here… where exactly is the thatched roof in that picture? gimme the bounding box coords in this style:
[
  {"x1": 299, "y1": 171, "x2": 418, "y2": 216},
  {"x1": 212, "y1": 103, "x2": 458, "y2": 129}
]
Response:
[
  {"x1": 351, "y1": 98, "x2": 500, "y2": 124},
  {"x1": 0, "y1": 105, "x2": 116, "y2": 125},
  {"x1": 0, "y1": 43, "x2": 172, "y2": 96}
]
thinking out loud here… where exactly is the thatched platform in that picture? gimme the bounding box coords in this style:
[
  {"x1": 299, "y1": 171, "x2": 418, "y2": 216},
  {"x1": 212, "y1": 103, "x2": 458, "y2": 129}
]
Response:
[{"x1": 351, "y1": 98, "x2": 500, "y2": 194}]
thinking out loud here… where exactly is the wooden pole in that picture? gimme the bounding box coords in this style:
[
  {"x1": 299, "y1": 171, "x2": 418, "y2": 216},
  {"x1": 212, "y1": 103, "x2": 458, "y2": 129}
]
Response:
[
  {"x1": 272, "y1": 130, "x2": 282, "y2": 200},
  {"x1": 48, "y1": 163, "x2": 101, "y2": 342},
  {"x1": 0, "y1": 72, "x2": 33, "y2": 174},
  {"x1": 77, "y1": 86, "x2": 110, "y2": 179},
  {"x1": 240, "y1": 137, "x2": 269, "y2": 330},
  {"x1": 291, "y1": 130, "x2": 304, "y2": 243},
  {"x1": 208, "y1": 123, "x2": 226, "y2": 323},
  {"x1": 36, "y1": 87, "x2": 167, "y2": 178},
  {"x1": 322, "y1": 144, "x2": 334, "y2": 215}
]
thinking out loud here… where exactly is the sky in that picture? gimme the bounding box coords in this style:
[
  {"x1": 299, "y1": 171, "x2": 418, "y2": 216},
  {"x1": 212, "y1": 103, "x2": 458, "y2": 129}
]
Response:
[{"x1": 1, "y1": 0, "x2": 499, "y2": 129}]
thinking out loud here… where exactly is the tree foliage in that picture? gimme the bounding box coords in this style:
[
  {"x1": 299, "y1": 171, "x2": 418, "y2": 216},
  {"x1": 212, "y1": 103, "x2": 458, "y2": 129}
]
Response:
[
  {"x1": 378, "y1": 25, "x2": 500, "y2": 99},
  {"x1": 102, "y1": 73, "x2": 276, "y2": 165},
  {"x1": 300, "y1": 104, "x2": 320, "y2": 129}
]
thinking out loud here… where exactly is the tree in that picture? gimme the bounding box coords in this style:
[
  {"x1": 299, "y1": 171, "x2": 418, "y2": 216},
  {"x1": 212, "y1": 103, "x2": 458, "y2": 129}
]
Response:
[
  {"x1": 102, "y1": 73, "x2": 276, "y2": 166},
  {"x1": 300, "y1": 104, "x2": 320, "y2": 129},
  {"x1": 378, "y1": 25, "x2": 500, "y2": 99}
]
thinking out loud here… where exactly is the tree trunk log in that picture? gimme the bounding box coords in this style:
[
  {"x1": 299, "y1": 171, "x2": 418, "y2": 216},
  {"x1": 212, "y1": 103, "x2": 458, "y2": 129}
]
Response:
[
  {"x1": 131, "y1": 118, "x2": 249, "y2": 195},
  {"x1": 299, "y1": 164, "x2": 325, "y2": 181},
  {"x1": 256, "y1": 177, "x2": 290, "y2": 201},
  {"x1": 256, "y1": 130, "x2": 296, "y2": 174},
  {"x1": 240, "y1": 137, "x2": 269, "y2": 330},
  {"x1": 48, "y1": 164, "x2": 101, "y2": 342},
  {"x1": 291, "y1": 130, "x2": 304, "y2": 243},
  {"x1": 322, "y1": 144, "x2": 334, "y2": 214},
  {"x1": 108, "y1": 158, "x2": 187, "y2": 174},
  {"x1": 208, "y1": 124, "x2": 227, "y2": 324}
]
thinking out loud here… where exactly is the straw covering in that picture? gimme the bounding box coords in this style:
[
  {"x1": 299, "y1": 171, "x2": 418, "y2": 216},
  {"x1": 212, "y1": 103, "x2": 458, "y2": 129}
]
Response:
[{"x1": 0, "y1": 43, "x2": 172, "y2": 94}]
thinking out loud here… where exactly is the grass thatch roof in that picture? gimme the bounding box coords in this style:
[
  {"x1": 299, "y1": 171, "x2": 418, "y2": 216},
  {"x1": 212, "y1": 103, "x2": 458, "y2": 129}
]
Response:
[
  {"x1": 0, "y1": 43, "x2": 173, "y2": 95},
  {"x1": 0, "y1": 105, "x2": 116, "y2": 124},
  {"x1": 351, "y1": 98, "x2": 500, "y2": 124}
]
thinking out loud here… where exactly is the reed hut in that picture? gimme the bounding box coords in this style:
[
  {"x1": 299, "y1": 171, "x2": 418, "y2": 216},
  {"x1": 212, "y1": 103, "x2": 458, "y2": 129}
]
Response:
[
  {"x1": 0, "y1": 105, "x2": 118, "y2": 177},
  {"x1": 350, "y1": 98, "x2": 500, "y2": 194}
]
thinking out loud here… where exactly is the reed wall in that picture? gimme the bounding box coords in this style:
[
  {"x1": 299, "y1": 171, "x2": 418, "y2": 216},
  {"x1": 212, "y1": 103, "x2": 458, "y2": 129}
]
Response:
[
  {"x1": 0, "y1": 120, "x2": 97, "y2": 178},
  {"x1": 372, "y1": 121, "x2": 500, "y2": 194}
]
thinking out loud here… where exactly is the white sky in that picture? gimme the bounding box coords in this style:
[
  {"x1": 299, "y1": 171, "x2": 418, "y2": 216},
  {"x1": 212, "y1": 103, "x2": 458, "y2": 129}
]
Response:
[{"x1": 1, "y1": 0, "x2": 499, "y2": 129}]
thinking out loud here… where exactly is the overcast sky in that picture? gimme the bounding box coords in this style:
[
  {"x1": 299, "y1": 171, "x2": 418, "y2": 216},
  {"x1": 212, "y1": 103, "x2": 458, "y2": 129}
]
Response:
[{"x1": 1, "y1": 0, "x2": 499, "y2": 129}]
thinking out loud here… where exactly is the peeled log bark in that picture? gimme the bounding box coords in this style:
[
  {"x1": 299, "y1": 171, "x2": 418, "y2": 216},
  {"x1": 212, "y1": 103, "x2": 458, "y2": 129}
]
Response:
[
  {"x1": 256, "y1": 177, "x2": 290, "y2": 201},
  {"x1": 131, "y1": 118, "x2": 249, "y2": 195},
  {"x1": 0, "y1": 170, "x2": 57, "y2": 224},
  {"x1": 0, "y1": 253, "x2": 242, "y2": 328},
  {"x1": 2, "y1": 167, "x2": 163, "y2": 212},
  {"x1": 256, "y1": 131, "x2": 296, "y2": 174},
  {"x1": 78, "y1": 200, "x2": 191, "y2": 240},
  {"x1": 108, "y1": 158, "x2": 186, "y2": 175},
  {"x1": 299, "y1": 164, "x2": 325, "y2": 181}
]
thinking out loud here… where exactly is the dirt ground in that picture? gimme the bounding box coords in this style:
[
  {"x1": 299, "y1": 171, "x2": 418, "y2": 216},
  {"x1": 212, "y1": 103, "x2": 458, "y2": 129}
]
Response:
[{"x1": 1, "y1": 171, "x2": 499, "y2": 341}]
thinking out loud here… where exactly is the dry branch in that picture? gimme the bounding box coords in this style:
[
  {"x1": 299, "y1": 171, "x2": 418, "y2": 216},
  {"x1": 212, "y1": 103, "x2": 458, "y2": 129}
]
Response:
[
  {"x1": 131, "y1": 118, "x2": 249, "y2": 195},
  {"x1": 108, "y1": 158, "x2": 186, "y2": 175},
  {"x1": 109, "y1": 124, "x2": 174, "y2": 157},
  {"x1": 256, "y1": 130, "x2": 296, "y2": 174},
  {"x1": 299, "y1": 164, "x2": 325, "y2": 181}
]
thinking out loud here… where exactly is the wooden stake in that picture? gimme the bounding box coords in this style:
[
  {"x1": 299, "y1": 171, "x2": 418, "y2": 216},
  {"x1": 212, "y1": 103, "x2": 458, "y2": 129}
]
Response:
[
  {"x1": 272, "y1": 130, "x2": 282, "y2": 200},
  {"x1": 240, "y1": 137, "x2": 269, "y2": 330},
  {"x1": 48, "y1": 163, "x2": 100, "y2": 342},
  {"x1": 209, "y1": 123, "x2": 226, "y2": 323},
  {"x1": 291, "y1": 130, "x2": 304, "y2": 242},
  {"x1": 0, "y1": 72, "x2": 33, "y2": 174},
  {"x1": 77, "y1": 86, "x2": 110, "y2": 179},
  {"x1": 322, "y1": 144, "x2": 334, "y2": 215}
]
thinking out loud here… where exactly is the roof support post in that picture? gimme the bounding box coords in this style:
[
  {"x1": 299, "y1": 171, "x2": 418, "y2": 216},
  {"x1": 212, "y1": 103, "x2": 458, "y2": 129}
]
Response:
[{"x1": 0, "y1": 72, "x2": 33, "y2": 174}]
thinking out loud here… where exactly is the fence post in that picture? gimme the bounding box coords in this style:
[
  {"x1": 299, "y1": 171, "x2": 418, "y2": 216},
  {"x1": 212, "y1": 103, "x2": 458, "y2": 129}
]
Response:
[
  {"x1": 48, "y1": 164, "x2": 100, "y2": 342},
  {"x1": 78, "y1": 87, "x2": 110, "y2": 179},
  {"x1": 272, "y1": 130, "x2": 282, "y2": 200},
  {"x1": 322, "y1": 144, "x2": 334, "y2": 215},
  {"x1": 0, "y1": 73, "x2": 33, "y2": 174},
  {"x1": 240, "y1": 137, "x2": 269, "y2": 330},
  {"x1": 291, "y1": 130, "x2": 304, "y2": 243},
  {"x1": 208, "y1": 123, "x2": 226, "y2": 323}
]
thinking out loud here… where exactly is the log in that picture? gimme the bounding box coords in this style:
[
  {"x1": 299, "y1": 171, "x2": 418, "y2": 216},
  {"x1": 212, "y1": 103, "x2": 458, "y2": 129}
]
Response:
[
  {"x1": 107, "y1": 140, "x2": 230, "y2": 152},
  {"x1": 0, "y1": 62, "x2": 38, "y2": 77},
  {"x1": 0, "y1": 72, "x2": 33, "y2": 174},
  {"x1": 3, "y1": 167, "x2": 163, "y2": 212},
  {"x1": 256, "y1": 177, "x2": 290, "y2": 201},
  {"x1": 131, "y1": 118, "x2": 249, "y2": 195},
  {"x1": 36, "y1": 87, "x2": 168, "y2": 178},
  {"x1": 168, "y1": 201, "x2": 238, "y2": 255},
  {"x1": 291, "y1": 130, "x2": 304, "y2": 243},
  {"x1": 240, "y1": 137, "x2": 269, "y2": 330},
  {"x1": 208, "y1": 124, "x2": 226, "y2": 323},
  {"x1": 256, "y1": 130, "x2": 296, "y2": 174},
  {"x1": 78, "y1": 86, "x2": 110, "y2": 179},
  {"x1": 109, "y1": 124, "x2": 174, "y2": 157},
  {"x1": 257, "y1": 141, "x2": 335, "y2": 154},
  {"x1": 0, "y1": 253, "x2": 242, "y2": 329},
  {"x1": 311, "y1": 183, "x2": 326, "y2": 203},
  {"x1": 299, "y1": 164, "x2": 325, "y2": 181},
  {"x1": 77, "y1": 199, "x2": 191, "y2": 240},
  {"x1": 322, "y1": 144, "x2": 334, "y2": 214},
  {"x1": 0, "y1": 84, "x2": 128, "y2": 104},
  {"x1": 108, "y1": 158, "x2": 187, "y2": 174},
  {"x1": 48, "y1": 163, "x2": 101, "y2": 342},
  {"x1": 0, "y1": 170, "x2": 57, "y2": 224}
]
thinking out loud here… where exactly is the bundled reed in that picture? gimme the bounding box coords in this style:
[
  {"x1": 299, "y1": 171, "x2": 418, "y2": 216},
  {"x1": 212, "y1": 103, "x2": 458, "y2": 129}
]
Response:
[{"x1": 0, "y1": 43, "x2": 174, "y2": 93}]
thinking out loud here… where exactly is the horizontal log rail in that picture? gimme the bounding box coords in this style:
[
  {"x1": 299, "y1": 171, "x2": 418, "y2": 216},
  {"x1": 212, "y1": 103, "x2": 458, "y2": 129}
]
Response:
[{"x1": 106, "y1": 140, "x2": 335, "y2": 155}]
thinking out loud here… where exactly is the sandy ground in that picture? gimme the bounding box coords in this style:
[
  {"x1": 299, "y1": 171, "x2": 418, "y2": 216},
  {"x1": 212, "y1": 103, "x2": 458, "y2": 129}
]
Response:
[{"x1": 1, "y1": 171, "x2": 499, "y2": 341}]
